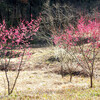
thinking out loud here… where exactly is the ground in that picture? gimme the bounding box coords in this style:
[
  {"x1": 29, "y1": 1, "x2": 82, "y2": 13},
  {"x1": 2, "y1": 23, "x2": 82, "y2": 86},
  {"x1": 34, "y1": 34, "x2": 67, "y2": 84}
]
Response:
[{"x1": 0, "y1": 46, "x2": 100, "y2": 100}]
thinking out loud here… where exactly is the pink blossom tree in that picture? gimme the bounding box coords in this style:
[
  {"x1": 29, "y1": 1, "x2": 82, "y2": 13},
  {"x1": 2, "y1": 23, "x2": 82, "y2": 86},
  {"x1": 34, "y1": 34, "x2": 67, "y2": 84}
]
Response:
[
  {"x1": 53, "y1": 16, "x2": 100, "y2": 88},
  {"x1": 0, "y1": 16, "x2": 41, "y2": 95}
]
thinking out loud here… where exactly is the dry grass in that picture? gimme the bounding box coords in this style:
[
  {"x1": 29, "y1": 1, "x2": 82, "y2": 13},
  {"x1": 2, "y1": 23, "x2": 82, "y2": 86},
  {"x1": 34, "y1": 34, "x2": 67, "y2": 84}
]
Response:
[
  {"x1": 0, "y1": 46, "x2": 100, "y2": 100},
  {"x1": 0, "y1": 70, "x2": 100, "y2": 100}
]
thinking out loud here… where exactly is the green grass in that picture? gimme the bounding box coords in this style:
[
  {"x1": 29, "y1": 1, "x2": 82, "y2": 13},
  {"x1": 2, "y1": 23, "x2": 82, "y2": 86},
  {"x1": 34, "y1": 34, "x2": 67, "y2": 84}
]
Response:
[{"x1": 1, "y1": 87, "x2": 100, "y2": 100}]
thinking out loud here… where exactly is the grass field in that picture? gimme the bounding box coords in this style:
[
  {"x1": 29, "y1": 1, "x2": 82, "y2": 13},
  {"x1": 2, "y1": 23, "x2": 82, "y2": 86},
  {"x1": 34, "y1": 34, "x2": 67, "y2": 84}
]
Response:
[{"x1": 0, "y1": 46, "x2": 100, "y2": 100}]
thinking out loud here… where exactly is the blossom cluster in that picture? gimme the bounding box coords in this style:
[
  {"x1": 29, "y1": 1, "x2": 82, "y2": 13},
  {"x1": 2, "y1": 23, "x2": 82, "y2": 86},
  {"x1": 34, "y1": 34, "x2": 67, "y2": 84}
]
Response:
[
  {"x1": 53, "y1": 16, "x2": 100, "y2": 48},
  {"x1": 0, "y1": 17, "x2": 41, "y2": 49},
  {"x1": 0, "y1": 17, "x2": 41, "y2": 58}
]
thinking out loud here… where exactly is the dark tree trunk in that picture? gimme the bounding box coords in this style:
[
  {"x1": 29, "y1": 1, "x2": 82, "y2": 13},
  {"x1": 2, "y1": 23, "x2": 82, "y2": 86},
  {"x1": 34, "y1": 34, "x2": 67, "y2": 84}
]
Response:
[
  {"x1": 70, "y1": 73, "x2": 72, "y2": 82},
  {"x1": 90, "y1": 73, "x2": 93, "y2": 88},
  {"x1": 29, "y1": 3, "x2": 31, "y2": 22}
]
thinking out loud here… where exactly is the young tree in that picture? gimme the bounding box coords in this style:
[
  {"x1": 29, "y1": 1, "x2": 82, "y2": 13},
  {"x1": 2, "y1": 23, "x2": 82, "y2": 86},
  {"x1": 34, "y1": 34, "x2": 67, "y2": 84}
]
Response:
[
  {"x1": 0, "y1": 16, "x2": 41, "y2": 95},
  {"x1": 53, "y1": 15, "x2": 100, "y2": 88}
]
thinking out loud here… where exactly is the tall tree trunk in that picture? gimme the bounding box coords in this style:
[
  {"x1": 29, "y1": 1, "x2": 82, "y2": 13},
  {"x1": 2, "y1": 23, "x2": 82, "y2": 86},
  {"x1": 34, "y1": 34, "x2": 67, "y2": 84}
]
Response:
[
  {"x1": 29, "y1": 3, "x2": 31, "y2": 22},
  {"x1": 11, "y1": 2, "x2": 17, "y2": 26}
]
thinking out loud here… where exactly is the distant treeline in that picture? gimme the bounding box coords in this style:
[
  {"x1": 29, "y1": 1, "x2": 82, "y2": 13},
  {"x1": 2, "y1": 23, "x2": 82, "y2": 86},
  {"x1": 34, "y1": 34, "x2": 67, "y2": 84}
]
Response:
[
  {"x1": 0, "y1": 0, "x2": 99, "y2": 27},
  {"x1": 0, "y1": 0, "x2": 100, "y2": 45}
]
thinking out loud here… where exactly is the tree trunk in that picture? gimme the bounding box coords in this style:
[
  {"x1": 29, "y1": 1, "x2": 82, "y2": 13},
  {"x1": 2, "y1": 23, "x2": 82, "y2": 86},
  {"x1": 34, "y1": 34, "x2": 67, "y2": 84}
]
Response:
[
  {"x1": 90, "y1": 73, "x2": 93, "y2": 88},
  {"x1": 61, "y1": 65, "x2": 64, "y2": 78},
  {"x1": 90, "y1": 59, "x2": 94, "y2": 88},
  {"x1": 70, "y1": 73, "x2": 72, "y2": 82},
  {"x1": 29, "y1": 3, "x2": 31, "y2": 22}
]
